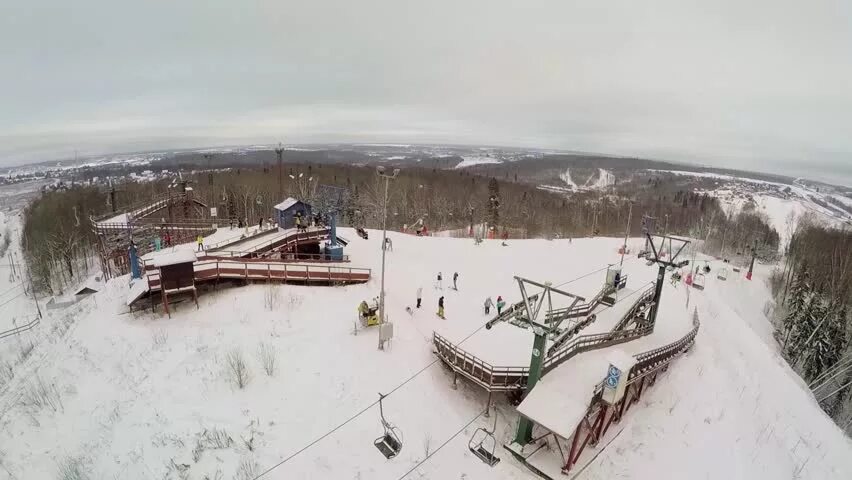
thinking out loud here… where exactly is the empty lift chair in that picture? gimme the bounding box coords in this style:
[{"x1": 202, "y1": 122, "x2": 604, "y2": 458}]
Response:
[
  {"x1": 468, "y1": 408, "x2": 500, "y2": 466},
  {"x1": 717, "y1": 267, "x2": 728, "y2": 281},
  {"x1": 374, "y1": 393, "x2": 403, "y2": 459}
]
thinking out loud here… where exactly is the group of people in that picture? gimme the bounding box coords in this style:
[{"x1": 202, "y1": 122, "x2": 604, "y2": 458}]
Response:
[
  {"x1": 433, "y1": 271, "x2": 459, "y2": 291},
  {"x1": 483, "y1": 296, "x2": 506, "y2": 315}
]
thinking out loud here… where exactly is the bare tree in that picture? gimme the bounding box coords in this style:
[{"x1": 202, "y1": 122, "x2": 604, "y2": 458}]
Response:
[{"x1": 226, "y1": 349, "x2": 251, "y2": 389}]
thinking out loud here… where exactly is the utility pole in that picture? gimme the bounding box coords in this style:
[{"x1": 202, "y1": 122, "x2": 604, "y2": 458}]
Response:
[
  {"x1": 275, "y1": 143, "x2": 284, "y2": 200},
  {"x1": 377, "y1": 166, "x2": 400, "y2": 350},
  {"x1": 203, "y1": 153, "x2": 214, "y2": 186},
  {"x1": 620, "y1": 201, "x2": 633, "y2": 267}
]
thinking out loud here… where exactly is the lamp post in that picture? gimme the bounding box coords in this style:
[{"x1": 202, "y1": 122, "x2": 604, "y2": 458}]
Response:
[{"x1": 377, "y1": 166, "x2": 400, "y2": 350}]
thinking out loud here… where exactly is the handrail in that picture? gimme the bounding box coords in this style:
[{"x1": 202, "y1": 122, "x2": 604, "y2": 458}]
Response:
[
  {"x1": 209, "y1": 228, "x2": 330, "y2": 257},
  {"x1": 0, "y1": 315, "x2": 40, "y2": 341},
  {"x1": 143, "y1": 258, "x2": 371, "y2": 291},
  {"x1": 432, "y1": 284, "x2": 657, "y2": 391}
]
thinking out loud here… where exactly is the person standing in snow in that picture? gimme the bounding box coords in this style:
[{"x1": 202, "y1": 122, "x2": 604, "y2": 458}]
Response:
[
  {"x1": 484, "y1": 296, "x2": 493, "y2": 315},
  {"x1": 436, "y1": 272, "x2": 443, "y2": 290},
  {"x1": 154, "y1": 236, "x2": 162, "y2": 251},
  {"x1": 453, "y1": 272, "x2": 459, "y2": 290},
  {"x1": 416, "y1": 286, "x2": 423, "y2": 308},
  {"x1": 437, "y1": 296, "x2": 445, "y2": 319},
  {"x1": 496, "y1": 296, "x2": 505, "y2": 314},
  {"x1": 259, "y1": 217, "x2": 264, "y2": 230},
  {"x1": 196, "y1": 234, "x2": 204, "y2": 252}
]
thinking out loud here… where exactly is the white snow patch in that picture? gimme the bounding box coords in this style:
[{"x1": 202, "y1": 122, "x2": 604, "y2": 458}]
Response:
[{"x1": 455, "y1": 156, "x2": 502, "y2": 168}]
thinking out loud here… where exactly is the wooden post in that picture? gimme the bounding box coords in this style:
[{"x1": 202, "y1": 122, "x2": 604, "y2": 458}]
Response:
[{"x1": 563, "y1": 423, "x2": 582, "y2": 474}]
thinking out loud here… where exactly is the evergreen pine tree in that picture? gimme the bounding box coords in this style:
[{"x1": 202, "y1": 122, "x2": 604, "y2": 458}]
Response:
[
  {"x1": 798, "y1": 295, "x2": 842, "y2": 382},
  {"x1": 783, "y1": 266, "x2": 811, "y2": 355}
]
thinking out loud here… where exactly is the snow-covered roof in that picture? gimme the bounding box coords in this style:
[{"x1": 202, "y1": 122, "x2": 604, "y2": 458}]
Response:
[
  {"x1": 273, "y1": 197, "x2": 301, "y2": 211},
  {"x1": 151, "y1": 250, "x2": 197, "y2": 267}
]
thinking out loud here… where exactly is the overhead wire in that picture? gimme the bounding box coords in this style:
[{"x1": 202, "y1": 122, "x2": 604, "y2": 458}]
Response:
[
  {"x1": 396, "y1": 409, "x2": 487, "y2": 480},
  {"x1": 252, "y1": 259, "x2": 648, "y2": 479}
]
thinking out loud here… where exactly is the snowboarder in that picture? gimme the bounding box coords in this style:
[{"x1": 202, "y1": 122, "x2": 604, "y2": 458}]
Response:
[
  {"x1": 196, "y1": 234, "x2": 204, "y2": 252},
  {"x1": 437, "y1": 296, "x2": 445, "y2": 319},
  {"x1": 416, "y1": 286, "x2": 423, "y2": 308},
  {"x1": 453, "y1": 272, "x2": 459, "y2": 290},
  {"x1": 384, "y1": 237, "x2": 393, "y2": 252},
  {"x1": 164, "y1": 231, "x2": 172, "y2": 247},
  {"x1": 436, "y1": 272, "x2": 443, "y2": 290},
  {"x1": 496, "y1": 296, "x2": 506, "y2": 314},
  {"x1": 259, "y1": 217, "x2": 264, "y2": 230},
  {"x1": 484, "y1": 296, "x2": 493, "y2": 315}
]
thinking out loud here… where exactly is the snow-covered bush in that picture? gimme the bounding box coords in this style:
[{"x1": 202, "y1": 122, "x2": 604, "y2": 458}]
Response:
[
  {"x1": 233, "y1": 457, "x2": 259, "y2": 480},
  {"x1": 256, "y1": 342, "x2": 276, "y2": 377},
  {"x1": 56, "y1": 455, "x2": 90, "y2": 480},
  {"x1": 21, "y1": 376, "x2": 63, "y2": 413},
  {"x1": 263, "y1": 284, "x2": 280, "y2": 311},
  {"x1": 226, "y1": 349, "x2": 251, "y2": 389}
]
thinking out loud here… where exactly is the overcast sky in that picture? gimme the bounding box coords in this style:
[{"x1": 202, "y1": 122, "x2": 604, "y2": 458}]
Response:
[{"x1": 1, "y1": 1, "x2": 851, "y2": 184}]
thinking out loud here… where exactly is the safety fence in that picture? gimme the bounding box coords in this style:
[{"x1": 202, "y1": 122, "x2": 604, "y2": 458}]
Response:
[
  {"x1": 144, "y1": 259, "x2": 371, "y2": 292},
  {"x1": 0, "y1": 315, "x2": 40, "y2": 341}
]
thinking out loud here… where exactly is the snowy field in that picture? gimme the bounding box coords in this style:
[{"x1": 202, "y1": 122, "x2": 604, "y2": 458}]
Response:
[{"x1": 1, "y1": 219, "x2": 851, "y2": 479}]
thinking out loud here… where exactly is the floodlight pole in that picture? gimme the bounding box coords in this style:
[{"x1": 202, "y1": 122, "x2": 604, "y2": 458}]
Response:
[
  {"x1": 377, "y1": 166, "x2": 400, "y2": 350},
  {"x1": 620, "y1": 201, "x2": 632, "y2": 267},
  {"x1": 275, "y1": 143, "x2": 284, "y2": 199}
]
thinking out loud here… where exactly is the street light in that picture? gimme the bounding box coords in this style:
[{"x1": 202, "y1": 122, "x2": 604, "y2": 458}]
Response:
[{"x1": 377, "y1": 166, "x2": 400, "y2": 350}]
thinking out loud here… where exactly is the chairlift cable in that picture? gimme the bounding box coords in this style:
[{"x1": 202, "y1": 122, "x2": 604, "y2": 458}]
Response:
[{"x1": 396, "y1": 408, "x2": 487, "y2": 480}]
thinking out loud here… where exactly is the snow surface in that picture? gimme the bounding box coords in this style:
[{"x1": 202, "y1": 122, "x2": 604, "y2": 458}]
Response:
[
  {"x1": 150, "y1": 249, "x2": 197, "y2": 267},
  {"x1": 455, "y1": 156, "x2": 502, "y2": 168},
  {"x1": 1, "y1": 213, "x2": 851, "y2": 479}
]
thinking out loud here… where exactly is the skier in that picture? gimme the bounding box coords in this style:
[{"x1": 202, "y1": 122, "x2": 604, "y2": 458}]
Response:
[
  {"x1": 453, "y1": 272, "x2": 459, "y2": 290},
  {"x1": 384, "y1": 237, "x2": 393, "y2": 252},
  {"x1": 437, "y1": 296, "x2": 445, "y2": 319},
  {"x1": 259, "y1": 217, "x2": 264, "y2": 230},
  {"x1": 416, "y1": 286, "x2": 423, "y2": 308},
  {"x1": 164, "y1": 231, "x2": 172, "y2": 247},
  {"x1": 154, "y1": 236, "x2": 162, "y2": 251},
  {"x1": 196, "y1": 234, "x2": 204, "y2": 252},
  {"x1": 436, "y1": 272, "x2": 443, "y2": 290},
  {"x1": 484, "y1": 296, "x2": 493, "y2": 315},
  {"x1": 496, "y1": 296, "x2": 506, "y2": 314}
]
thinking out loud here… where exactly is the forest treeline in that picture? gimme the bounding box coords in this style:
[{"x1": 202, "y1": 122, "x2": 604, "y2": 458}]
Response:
[
  {"x1": 772, "y1": 220, "x2": 852, "y2": 431},
  {"x1": 23, "y1": 161, "x2": 779, "y2": 289}
]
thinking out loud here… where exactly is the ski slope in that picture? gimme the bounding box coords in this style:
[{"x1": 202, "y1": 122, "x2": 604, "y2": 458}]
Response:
[{"x1": 0, "y1": 224, "x2": 851, "y2": 479}]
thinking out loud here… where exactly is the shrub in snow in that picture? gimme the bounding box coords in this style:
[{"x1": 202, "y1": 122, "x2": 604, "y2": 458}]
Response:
[
  {"x1": 263, "y1": 284, "x2": 280, "y2": 311},
  {"x1": 233, "y1": 457, "x2": 259, "y2": 480},
  {"x1": 21, "y1": 375, "x2": 63, "y2": 413},
  {"x1": 152, "y1": 329, "x2": 168, "y2": 348},
  {"x1": 256, "y1": 342, "x2": 276, "y2": 377},
  {"x1": 226, "y1": 349, "x2": 251, "y2": 389},
  {"x1": 56, "y1": 456, "x2": 90, "y2": 480}
]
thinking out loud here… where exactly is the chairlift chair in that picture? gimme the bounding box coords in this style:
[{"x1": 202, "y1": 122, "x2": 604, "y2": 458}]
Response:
[
  {"x1": 717, "y1": 268, "x2": 728, "y2": 281},
  {"x1": 374, "y1": 393, "x2": 403, "y2": 459},
  {"x1": 468, "y1": 410, "x2": 500, "y2": 466}
]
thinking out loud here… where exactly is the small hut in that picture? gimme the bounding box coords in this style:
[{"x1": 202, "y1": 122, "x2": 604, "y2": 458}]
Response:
[
  {"x1": 274, "y1": 197, "x2": 312, "y2": 230},
  {"x1": 152, "y1": 250, "x2": 198, "y2": 317}
]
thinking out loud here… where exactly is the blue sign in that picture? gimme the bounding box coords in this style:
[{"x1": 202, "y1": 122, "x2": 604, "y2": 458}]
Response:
[
  {"x1": 606, "y1": 375, "x2": 618, "y2": 387},
  {"x1": 605, "y1": 365, "x2": 621, "y2": 389}
]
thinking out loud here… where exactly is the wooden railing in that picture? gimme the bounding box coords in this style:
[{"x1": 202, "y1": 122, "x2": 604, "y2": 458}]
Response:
[
  {"x1": 208, "y1": 228, "x2": 331, "y2": 257},
  {"x1": 432, "y1": 284, "x2": 657, "y2": 392},
  {"x1": 144, "y1": 259, "x2": 371, "y2": 291}
]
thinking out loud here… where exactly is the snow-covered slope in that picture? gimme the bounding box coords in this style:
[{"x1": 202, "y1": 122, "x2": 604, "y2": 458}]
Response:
[{"x1": 1, "y1": 227, "x2": 850, "y2": 479}]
